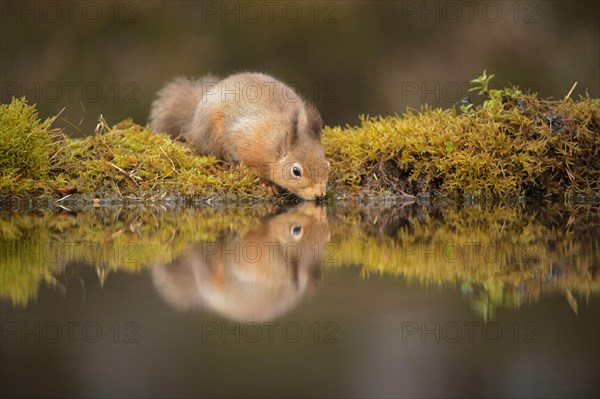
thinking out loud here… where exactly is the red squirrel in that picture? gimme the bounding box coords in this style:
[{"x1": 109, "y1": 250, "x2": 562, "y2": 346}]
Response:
[{"x1": 149, "y1": 72, "x2": 330, "y2": 200}]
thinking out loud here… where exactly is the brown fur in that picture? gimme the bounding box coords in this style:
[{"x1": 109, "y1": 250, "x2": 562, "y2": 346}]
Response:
[{"x1": 149, "y1": 72, "x2": 330, "y2": 200}]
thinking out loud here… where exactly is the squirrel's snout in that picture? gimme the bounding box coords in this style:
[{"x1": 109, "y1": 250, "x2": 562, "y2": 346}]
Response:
[
  {"x1": 301, "y1": 187, "x2": 326, "y2": 201},
  {"x1": 314, "y1": 188, "x2": 327, "y2": 201}
]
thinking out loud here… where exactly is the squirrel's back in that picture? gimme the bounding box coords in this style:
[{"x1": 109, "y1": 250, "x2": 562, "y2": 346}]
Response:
[{"x1": 149, "y1": 75, "x2": 219, "y2": 141}]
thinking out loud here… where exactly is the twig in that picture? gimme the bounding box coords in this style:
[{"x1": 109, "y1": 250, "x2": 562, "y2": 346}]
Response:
[
  {"x1": 399, "y1": 190, "x2": 418, "y2": 201},
  {"x1": 564, "y1": 81, "x2": 577, "y2": 101},
  {"x1": 565, "y1": 289, "x2": 578, "y2": 314},
  {"x1": 159, "y1": 146, "x2": 180, "y2": 175},
  {"x1": 54, "y1": 194, "x2": 72, "y2": 202},
  {"x1": 56, "y1": 204, "x2": 73, "y2": 212},
  {"x1": 106, "y1": 161, "x2": 141, "y2": 185}
]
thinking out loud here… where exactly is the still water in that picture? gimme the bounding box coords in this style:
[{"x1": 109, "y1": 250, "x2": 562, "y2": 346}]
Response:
[{"x1": 1, "y1": 202, "x2": 598, "y2": 398}]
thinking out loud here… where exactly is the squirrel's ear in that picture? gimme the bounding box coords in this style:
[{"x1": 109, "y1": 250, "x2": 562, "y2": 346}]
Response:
[
  {"x1": 280, "y1": 110, "x2": 299, "y2": 157},
  {"x1": 278, "y1": 131, "x2": 291, "y2": 158},
  {"x1": 306, "y1": 103, "x2": 323, "y2": 139},
  {"x1": 290, "y1": 110, "x2": 299, "y2": 146}
]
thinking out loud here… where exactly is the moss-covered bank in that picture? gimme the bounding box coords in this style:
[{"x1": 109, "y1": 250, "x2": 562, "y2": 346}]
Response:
[
  {"x1": 0, "y1": 99, "x2": 267, "y2": 202},
  {"x1": 325, "y1": 94, "x2": 599, "y2": 197},
  {"x1": 1, "y1": 73, "x2": 599, "y2": 202}
]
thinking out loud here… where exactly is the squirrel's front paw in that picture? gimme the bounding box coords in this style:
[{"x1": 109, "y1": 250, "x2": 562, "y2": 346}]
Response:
[{"x1": 260, "y1": 179, "x2": 280, "y2": 196}]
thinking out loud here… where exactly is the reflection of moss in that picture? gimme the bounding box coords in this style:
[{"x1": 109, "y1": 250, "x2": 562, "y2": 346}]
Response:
[
  {"x1": 329, "y1": 204, "x2": 599, "y2": 318},
  {"x1": 0, "y1": 217, "x2": 63, "y2": 307},
  {"x1": 0, "y1": 207, "x2": 261, "y2": 306},
  {"x1": 1, "y1": 205, "x2": 597, "y2": 318}
]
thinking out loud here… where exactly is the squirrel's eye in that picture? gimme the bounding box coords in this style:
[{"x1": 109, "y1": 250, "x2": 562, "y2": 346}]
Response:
[
  {"x1": 291, "y1": 164, "x2": 302, "y2": 178},
  {"x1": 291, "y1": 225, "x2": 302, "y2": 237}
]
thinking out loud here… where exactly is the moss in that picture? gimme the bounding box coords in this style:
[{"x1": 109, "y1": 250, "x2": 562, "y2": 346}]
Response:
[
  {"x1": 52, "y1": 118, "x2": 267, "y2": 200},
  {"x1": 0, "y1": 99, "x2": 268, "y2": 200},
  {"x1": 323, "y1": 93, "x2": 600, "y2": 197},
  {"x1": 0, "y1": 71, "x2": 599, "y2": 201},
  {"x1": 0, "y1": 98, "x2": 63, "y2": 195}
]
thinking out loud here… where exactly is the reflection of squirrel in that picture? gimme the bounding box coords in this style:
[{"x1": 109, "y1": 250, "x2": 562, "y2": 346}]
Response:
[
  {"x1": 149, "y1": 72, "x2": 330, "y2": 200},
  {"x1": 152, "y1": 203, "x2": 330, "y2": 322}
]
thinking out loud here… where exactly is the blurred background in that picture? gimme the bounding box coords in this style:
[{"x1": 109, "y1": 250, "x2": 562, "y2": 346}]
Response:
[{"x1": 1, "y1": 0, "x2": 598, "y2": 135}]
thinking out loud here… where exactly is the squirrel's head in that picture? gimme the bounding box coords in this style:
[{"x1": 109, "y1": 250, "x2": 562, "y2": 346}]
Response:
[{"x1": 272, "y1": 104, "x2": 330, "y2": 200}]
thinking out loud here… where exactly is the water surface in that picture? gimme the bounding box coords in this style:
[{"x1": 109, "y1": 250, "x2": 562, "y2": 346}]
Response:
[{"x1": 1, "y1": 202, "x2": 598, "y2": 398}]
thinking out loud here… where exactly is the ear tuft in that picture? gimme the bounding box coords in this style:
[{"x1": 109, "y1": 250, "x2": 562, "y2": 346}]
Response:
[
  {"x1": 289, "y1": 110, "x2": 299, "y2": 146},
  {"x1": 306, "y1": 103, "x2": 323, "y2": 139}
]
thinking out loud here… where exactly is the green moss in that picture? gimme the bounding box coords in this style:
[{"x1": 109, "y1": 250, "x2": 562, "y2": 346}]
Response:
[
  {"x1": 53, "y1": 118, "x2": 267, "y2": 200},
  {"x1": 1, "y1": 71, "x2": 599, "y2": 201},
  {"x1": 0, "y1": 98, "x2": 62, "y2": 195},
  {"x1": 0, "y1": 98, "x2": 268, "y2": 200},
  {"x1": 323, "y1": 93, "x2": 600, "y2": 197}
]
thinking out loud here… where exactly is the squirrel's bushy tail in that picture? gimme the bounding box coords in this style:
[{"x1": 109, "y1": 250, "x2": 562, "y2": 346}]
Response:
[{"x1": 149, "y1": 75, "x2": 219, "y2": 140}]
